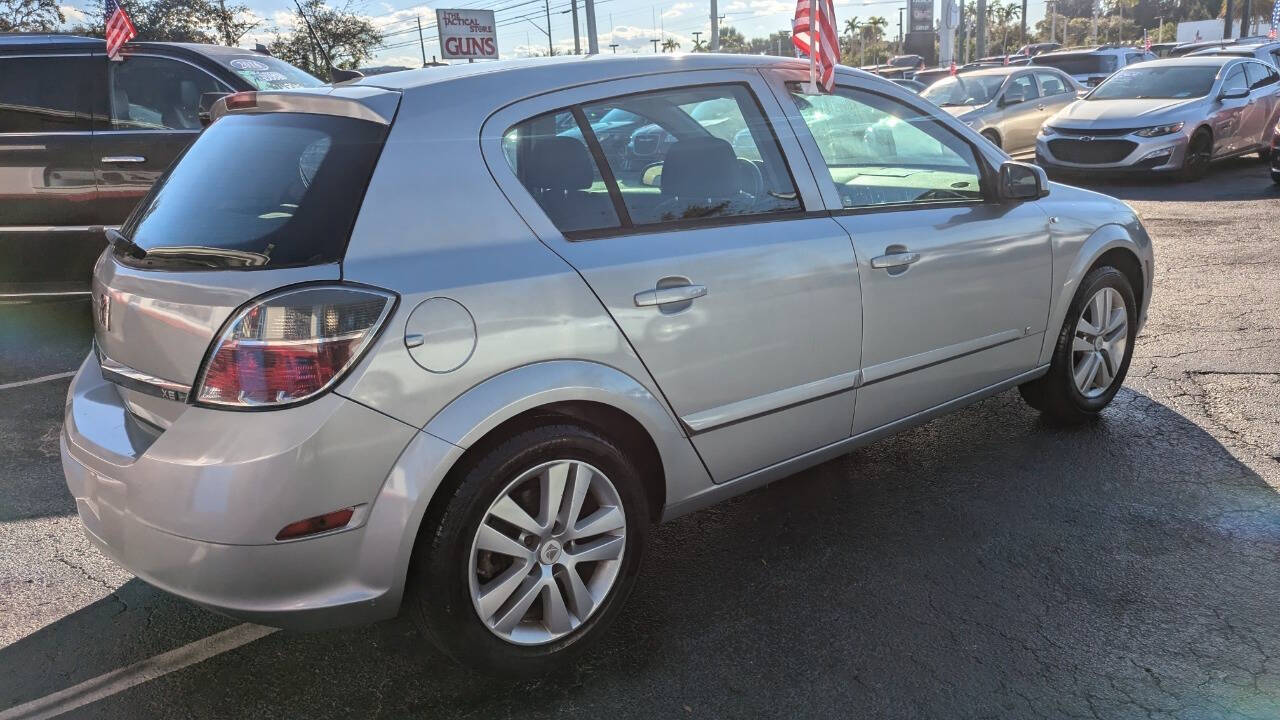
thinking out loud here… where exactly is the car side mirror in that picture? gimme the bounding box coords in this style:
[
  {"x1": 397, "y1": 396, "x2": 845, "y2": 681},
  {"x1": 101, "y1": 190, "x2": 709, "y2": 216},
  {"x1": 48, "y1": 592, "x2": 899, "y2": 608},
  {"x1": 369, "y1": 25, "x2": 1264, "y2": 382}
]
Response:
[
  {"x1": 198, "y1": 92, "x2": 230, "y2": 127},
  {"x1": 1219, "y1": 86, "x2": 1249, "y2": 101},
  {"x1": 1001, "y1": 88, "x2": 1026, "y2": 106},
  {"x1": 641, "y1": 162, "x2": 663, "y2": 187},
  {"x1": 999, "y1": 161, "x2": 1049, "y2": 201}
]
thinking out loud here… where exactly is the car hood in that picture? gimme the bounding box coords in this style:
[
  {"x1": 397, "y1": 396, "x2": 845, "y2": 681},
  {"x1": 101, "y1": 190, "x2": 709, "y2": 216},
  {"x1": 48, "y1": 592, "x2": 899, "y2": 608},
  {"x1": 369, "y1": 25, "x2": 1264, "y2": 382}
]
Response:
[{"x1": 1050, "y1": 97, "x2": 1202, "y2": 128}]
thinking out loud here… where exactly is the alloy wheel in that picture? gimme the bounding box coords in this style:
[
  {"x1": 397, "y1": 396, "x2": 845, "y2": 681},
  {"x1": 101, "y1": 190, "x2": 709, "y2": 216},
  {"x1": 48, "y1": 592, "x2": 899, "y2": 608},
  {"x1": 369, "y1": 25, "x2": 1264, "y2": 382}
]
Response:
[
  {"x1": 1072, "y1": 287, "x2": 1128, "y2": 398},
  {"x1": 468, "y1": 460, "x2": 627, "y2": 646},
  {"x1": 1186, "y1": 133, "x2": 1212, "y2": 176}
]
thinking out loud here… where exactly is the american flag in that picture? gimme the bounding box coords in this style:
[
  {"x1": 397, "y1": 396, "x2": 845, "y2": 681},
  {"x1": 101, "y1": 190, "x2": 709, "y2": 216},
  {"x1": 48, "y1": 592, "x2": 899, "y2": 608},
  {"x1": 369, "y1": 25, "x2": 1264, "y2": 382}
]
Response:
[
  {"x1": 1270, "y1": 0, "x2": 1278, "y2": 39},
  {"x1": 104, "y1": 0, "x2": 137, "y2": 60},
  {"x1": 792, "y1": 0, "x2": 838, "y2": 93}
]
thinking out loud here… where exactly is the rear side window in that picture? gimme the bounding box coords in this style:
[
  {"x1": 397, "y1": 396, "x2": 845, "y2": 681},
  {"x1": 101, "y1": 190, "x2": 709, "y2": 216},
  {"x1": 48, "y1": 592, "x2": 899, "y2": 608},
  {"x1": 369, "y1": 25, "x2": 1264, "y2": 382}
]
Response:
[
  {"x1": 503, "y1": 110, "x2": 620, "y2": 233},
  {"x1": 110, "y1": 56, "x2": 227, "y2": 130},
  {"x1": 215, "y1": 55, "x2": 324, "y2": 90},
  {"x1": 1244, "y1": 61, "x2": 1277, "y2": 89},
  {"x1": 1035, "y1": 71, "x2": 1070, "y2": 96},
  {"x1": 0, "y1": 55, "x2": 98, "y2": 132},
  {"x1": 119, "y1": 112, "x2": 386, "y2": 269}
]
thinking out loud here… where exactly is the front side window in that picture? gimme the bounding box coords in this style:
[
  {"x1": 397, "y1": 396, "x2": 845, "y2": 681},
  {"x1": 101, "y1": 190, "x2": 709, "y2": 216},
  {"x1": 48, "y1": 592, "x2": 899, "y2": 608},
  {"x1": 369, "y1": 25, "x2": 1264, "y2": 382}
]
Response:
[
  {"x1": 1222, "y1": 66, "x2": 1248, "y2": 94},
  {"x1": 504, "y1": 110, "x2": 620, "y2": 233},
  {"x1": 110, "y1": 56, "x2": 226, "y2": 130},
  {"x1": 1035, "y1": 71, "x2": 1071, "y2": 96},
  {"x1": 0, "y1": 55, "x2": 98, "y2": 133},
  {"x1": 579, "y1": 85, "x2": 800, "y2": 226},
  {"x1": 1005, "y1": 74, "x2": 1040, "y2": 103},
  {"x1": 790, "y1": 86, "x2": 984, "y2": 210}
]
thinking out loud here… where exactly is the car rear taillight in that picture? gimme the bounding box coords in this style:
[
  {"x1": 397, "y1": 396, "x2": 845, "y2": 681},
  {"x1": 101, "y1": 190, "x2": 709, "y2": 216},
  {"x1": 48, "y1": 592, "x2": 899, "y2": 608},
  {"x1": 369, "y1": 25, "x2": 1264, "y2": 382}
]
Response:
[{"x1": 195, "y1": 285, "x2": 395, "y2": 409}]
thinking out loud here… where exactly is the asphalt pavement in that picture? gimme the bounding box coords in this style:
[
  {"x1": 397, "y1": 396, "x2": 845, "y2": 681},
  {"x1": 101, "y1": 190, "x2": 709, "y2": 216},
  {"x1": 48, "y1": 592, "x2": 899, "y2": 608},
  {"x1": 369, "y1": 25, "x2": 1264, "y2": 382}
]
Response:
[{"x1": 2, "y1": 159, "x2": 1279, "y2": 719}]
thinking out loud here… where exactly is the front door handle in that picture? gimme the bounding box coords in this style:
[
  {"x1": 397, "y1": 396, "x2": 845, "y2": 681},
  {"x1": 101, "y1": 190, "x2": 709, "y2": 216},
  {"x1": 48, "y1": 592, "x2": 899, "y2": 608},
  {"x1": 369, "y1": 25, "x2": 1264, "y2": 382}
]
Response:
[
  {"x1": 1036, "y1": 104, "x2": 1046, "y2": 111},
  {"x1": 634, "y1": 283, "x2": 707, "y2": 307},
  {"x1": 101, "y1": 155, "x2": 146, "y2": 163},
  {"x1": 870, "y1": 252, "x2": 920, "y2": 269}
]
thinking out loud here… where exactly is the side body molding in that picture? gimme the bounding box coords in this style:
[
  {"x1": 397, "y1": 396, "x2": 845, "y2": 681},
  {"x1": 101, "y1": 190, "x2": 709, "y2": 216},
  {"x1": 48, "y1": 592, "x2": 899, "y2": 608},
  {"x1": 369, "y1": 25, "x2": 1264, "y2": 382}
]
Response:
[{"x1": 425, "y1": 359, "x2": 713, "y2": 505}]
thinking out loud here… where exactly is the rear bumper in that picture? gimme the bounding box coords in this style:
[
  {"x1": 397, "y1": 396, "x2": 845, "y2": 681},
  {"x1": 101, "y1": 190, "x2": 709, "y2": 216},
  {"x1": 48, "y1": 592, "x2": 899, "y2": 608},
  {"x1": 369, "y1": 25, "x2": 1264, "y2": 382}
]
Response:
[{"x1": 59, "y1": 353, "x2": 455, "y2": 630}]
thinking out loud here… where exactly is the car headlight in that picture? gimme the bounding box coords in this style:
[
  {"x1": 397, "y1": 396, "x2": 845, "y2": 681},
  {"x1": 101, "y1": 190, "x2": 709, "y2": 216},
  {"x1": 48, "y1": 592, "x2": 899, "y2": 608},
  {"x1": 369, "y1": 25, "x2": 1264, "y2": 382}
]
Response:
[{"x1": 1134, "y1": 122, "x2": 1184, "y2": 138}]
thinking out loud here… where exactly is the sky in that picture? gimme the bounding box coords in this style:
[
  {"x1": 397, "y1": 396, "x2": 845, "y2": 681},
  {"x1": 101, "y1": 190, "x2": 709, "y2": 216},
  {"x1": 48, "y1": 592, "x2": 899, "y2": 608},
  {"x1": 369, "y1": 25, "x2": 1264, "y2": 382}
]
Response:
[{"x1": 59, "y1": 0, "x2": 1049, "y2": 69}]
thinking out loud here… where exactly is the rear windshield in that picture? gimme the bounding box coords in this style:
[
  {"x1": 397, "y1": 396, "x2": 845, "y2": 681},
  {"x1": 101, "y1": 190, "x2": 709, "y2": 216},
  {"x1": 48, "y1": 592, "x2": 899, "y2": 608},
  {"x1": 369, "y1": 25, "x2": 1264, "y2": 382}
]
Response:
[
  {"x1": 1034, "y1": 54, "x2": 1117, "y2": 75},
  {"x1": 119, "y1": 112, "x2": 386, "y2": 270},
  {"x1": 215, "y1": 55, "x2": 324, "y2": 90}
]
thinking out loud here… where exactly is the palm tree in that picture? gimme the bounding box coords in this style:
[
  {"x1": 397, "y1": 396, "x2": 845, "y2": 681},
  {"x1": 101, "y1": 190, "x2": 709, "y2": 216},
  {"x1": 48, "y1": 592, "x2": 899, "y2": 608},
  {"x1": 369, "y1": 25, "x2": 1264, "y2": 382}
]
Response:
[
  {"x1": 999, "y1": 2, "x2": 1020, "y2": 55},
  {"x1": 864, "y1": 16, "x2": 888, "y2": 63},
  {"x1": 844, "y1": 16, "x2": 861, "y2": 65},
  {"x1": 661, "y1": 38, "x2": 680, "y2": 52},
  {"x1": 691, "y1": 38, "x2": 707, "y2": 51}
]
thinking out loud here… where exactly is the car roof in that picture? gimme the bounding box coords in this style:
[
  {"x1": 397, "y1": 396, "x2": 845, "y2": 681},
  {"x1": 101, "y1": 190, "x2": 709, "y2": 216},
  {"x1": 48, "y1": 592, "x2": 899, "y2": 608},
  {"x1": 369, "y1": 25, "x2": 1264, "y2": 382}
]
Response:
[
  {"x1": 1126, "y1": 55, "x2": 1239, "y2": 68},
  {"x1": 962, "y1": 65, "x2": 1040, "y2": 77},
  {"x1": 352, "y1": 53, "x2": 820, "y2": 93},
  {"x1": 1039, "y1": 46, "x2": 1138, "y2": 56},
  {"x1": 0, "y1": 33, "x2": 261, "y2": 57}
]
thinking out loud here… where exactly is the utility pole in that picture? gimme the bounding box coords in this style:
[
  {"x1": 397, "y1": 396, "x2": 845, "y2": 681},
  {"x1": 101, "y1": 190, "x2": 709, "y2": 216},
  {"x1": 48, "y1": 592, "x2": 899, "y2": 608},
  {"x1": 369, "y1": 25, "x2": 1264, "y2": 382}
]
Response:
[
  {"x1": 609, "y1": 43, "x2": 619, "y2": 52},
  {"x1": 1155, "y1": 14, "x2": 1162, "y2": 42},
  {"x1": 710, "y1": 0, "x2": 720, "y2": 50},
  {"x1": 898, "y1": 8, "x2": 904, "y2": 52},
  {"x1": 1020, "y1": 0, "x2": 1027, "y2": 45},
  {"x1": 416, "y1": 15, "x2": 427, "y2": 66},
  {"x1": 1091, "y1": 0, "x2": 1098, "y2": 44},
  {"x1": 976, "y1": 0, "x2": 986, "y2": 59},
  {"x1": 585, "y1": 0, "x2": 599, "y2": 53},
  {"x1": 571, "y1": 0, "x2": 581, "y2": 53},
  {"x1": 545, "y1": 0, "x2": 554, "y2": 54},
  {"x1": 650, "y1": 37, "x2": 660, "y2": 52},
  {"x1": 1048, "y1": 0, "x2": 1055, "y2": 43}
]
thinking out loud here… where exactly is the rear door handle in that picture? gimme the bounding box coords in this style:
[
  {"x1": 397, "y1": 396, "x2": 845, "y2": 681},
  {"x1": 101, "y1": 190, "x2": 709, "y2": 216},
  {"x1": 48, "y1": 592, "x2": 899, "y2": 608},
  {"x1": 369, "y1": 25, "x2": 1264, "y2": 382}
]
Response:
[
  {"x1": 870, "y1": 252, "x2": 920, "y2": 269},
  {"x1": 634, "y1": 284, "x2": 707, "y2": 307},
  {"x1": 101, "y1": 155, "x2": 146, "y2": 163}
]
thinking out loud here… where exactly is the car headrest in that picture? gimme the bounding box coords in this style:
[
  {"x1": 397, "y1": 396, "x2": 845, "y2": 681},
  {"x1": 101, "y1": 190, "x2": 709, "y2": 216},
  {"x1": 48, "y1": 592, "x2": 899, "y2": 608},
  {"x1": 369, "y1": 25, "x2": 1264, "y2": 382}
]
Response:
[
  {"x1": 660, "y1": 136, "x2": 739, "y2": 199},
  {"x1": 180, "y1": 80, "x2": 199, "y2": 107},
  {"x1": 524, "y1": 136, "x2": 593, "y2": 191}
]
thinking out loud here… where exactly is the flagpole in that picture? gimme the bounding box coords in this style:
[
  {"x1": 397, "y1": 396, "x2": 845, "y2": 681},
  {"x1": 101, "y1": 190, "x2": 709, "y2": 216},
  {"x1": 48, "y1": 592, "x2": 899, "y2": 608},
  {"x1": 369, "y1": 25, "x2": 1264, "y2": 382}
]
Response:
[{"x1": 807, "y1": 0, "x2": 818, "y2": 93}]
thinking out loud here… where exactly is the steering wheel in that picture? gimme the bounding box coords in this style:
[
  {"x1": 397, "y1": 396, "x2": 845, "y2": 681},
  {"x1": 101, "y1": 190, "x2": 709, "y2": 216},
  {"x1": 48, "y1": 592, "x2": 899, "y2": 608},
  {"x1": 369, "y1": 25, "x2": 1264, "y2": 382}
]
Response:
[
  {"x1": 916, "y1": 187, "x2": 972, "y2": 202},
  {"x1": 735, "y1": 157, "x2": 764, "y2": 198}
]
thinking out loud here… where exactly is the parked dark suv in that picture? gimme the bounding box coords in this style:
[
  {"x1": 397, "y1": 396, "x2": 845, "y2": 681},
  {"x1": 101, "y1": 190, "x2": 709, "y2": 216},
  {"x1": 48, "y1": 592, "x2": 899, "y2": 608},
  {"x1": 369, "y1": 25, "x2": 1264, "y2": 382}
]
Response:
[{"x1": 0, "y1": 34, "x2": 322, "y2": 295}]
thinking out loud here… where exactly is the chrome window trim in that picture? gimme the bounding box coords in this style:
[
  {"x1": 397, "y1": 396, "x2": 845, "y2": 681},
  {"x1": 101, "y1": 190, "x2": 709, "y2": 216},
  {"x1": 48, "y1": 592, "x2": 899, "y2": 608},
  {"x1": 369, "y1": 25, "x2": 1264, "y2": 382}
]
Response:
[{"x1": 0, "y1": 225, "x2": 118, "y2": 232}]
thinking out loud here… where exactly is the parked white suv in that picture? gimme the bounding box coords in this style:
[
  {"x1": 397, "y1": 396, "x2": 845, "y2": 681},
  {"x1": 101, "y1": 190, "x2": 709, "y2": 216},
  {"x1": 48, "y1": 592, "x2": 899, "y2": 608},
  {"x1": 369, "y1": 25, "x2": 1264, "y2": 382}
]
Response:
[{"x1": 1034, "y1": 45, "x2": 1156, "y2": 87}]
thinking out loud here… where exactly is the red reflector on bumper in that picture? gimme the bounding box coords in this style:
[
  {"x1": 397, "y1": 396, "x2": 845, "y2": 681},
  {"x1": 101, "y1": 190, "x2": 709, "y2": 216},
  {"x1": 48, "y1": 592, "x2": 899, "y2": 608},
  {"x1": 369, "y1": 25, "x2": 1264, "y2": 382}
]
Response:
[{"x1": 276, "y1": 508, "x2": 355, "y2": 541}]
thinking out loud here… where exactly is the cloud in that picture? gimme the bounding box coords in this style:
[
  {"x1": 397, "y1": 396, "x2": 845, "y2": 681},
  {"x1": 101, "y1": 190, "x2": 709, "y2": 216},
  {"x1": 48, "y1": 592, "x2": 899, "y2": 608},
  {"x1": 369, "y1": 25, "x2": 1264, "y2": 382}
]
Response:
[
  {"x1": 59, "y1": 4, "x2": 86, "y2": 23},
  {"x1": 662, "y1": 2, "x2": 693, "y2": 19}
]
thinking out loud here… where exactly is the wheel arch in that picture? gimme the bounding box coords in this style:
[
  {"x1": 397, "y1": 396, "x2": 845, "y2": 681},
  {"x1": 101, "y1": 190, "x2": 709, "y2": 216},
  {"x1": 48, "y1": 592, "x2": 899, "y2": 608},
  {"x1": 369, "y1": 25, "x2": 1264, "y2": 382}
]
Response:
[{"x1": 1038, "y1": 223, "x2": 1150, "y2": 366}]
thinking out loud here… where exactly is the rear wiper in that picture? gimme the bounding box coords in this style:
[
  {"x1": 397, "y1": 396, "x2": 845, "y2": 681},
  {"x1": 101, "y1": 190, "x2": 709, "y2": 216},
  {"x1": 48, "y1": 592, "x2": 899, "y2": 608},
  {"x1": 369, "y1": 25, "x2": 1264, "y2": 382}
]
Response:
[{"x1": 102, "y1": 227, "x2": 147, "y2": 260}]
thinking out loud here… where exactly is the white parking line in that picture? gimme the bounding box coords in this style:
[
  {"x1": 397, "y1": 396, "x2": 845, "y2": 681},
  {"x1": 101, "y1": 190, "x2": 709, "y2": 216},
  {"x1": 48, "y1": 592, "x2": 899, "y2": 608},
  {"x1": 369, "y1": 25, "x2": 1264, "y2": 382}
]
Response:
[
  {"x1": 0, "y1": 372, "x2": 76, "y2": 391},
  {"x1": 0, "y1": 624, "x2": 278, "y2": 720}
]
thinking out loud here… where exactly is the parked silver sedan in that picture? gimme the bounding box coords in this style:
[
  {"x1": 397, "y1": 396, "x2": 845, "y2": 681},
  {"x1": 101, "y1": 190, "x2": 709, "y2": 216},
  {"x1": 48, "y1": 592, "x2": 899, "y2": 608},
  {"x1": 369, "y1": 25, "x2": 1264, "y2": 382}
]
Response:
[
  {"x1": 921, "y1": 65, "x2": 1083, "y2": 157},
  {"x1": 61, "y1": 55, "x2": 1153, "y2": 674},
  {"x1": 1037, "y1": 56, "x2": 1280, "y2": 180}
]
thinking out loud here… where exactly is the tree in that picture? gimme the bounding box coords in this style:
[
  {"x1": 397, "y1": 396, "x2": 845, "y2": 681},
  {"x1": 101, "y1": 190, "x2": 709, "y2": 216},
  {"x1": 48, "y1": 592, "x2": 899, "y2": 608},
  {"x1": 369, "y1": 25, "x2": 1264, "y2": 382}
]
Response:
[
  {"x1": 269, "y1": 0, "x2": 381, "y2": 77},
  {"x1": 844, "y1": 16, "x2": 861, "y2": 64},
  {"x1": 717, "y1": 25, "x2": 747, "y2": 52},
  {"x1": 691, "y1": 37, "x2": 707, "y2": 51},
  {"x1": 0, "y1": 0, "x2": 63, "y2": 31},
  {"x1": 70, "y1": 0, "x2": 256, "y2": 43},
  {"x1": 661, "y1": 38, "x2": 680, "y2": 52}
]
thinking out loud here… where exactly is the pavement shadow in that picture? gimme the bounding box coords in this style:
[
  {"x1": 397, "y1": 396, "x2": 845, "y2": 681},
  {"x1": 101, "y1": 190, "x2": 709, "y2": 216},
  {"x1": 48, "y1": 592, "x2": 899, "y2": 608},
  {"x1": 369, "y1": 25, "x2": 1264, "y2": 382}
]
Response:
[
  {"x1": 4, "y1": 388, "x2": 1280, "y2": 718},
  {"x1": 1051, "y1": 156, "x2": 1278, "y2": 203}
]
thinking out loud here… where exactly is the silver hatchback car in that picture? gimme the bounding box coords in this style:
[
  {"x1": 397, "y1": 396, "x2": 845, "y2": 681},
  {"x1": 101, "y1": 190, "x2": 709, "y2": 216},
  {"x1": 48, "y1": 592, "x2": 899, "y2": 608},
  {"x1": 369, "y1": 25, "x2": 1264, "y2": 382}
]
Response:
[{"x1": 62, "y1": 55, "x2": 1153, "y2": 674}]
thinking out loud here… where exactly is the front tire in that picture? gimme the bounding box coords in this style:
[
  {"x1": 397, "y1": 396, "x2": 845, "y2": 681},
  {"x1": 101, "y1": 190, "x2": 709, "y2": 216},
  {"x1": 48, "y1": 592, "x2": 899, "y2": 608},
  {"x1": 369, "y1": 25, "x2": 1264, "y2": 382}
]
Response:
[
  {"x1": 1178, "y1": 129, "x2": 1212, "y2": 182},
  {"x1": 409, "y1": 423, "x2": 649, "y2": 675},
  {"x1": 981, "y1": 129, "x2": 1002, "y2": 150},
  {"x1": 1019, "y1": 266, "x2": 1137, "y2": 423}
]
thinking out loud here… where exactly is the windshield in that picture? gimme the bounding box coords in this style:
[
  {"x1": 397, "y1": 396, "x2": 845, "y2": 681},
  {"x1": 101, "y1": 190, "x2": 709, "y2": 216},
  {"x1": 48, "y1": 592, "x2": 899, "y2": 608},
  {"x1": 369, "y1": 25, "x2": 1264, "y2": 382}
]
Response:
[
  {"x1": 119, "y1": 112, "x2": 386, "y2": 269},
  {"x1": 1089, "y1": 65, "x2": 1219, "y2": 99},
  {"x1": 216, "y1": 55, "x2": 324, "y2": 90},
  {"x1": 1035, "y1": 53, "x2": 1117, "y2": 75},
  {"x1": 920, "y1": 74, "x2": 1006, "y2": 106}
]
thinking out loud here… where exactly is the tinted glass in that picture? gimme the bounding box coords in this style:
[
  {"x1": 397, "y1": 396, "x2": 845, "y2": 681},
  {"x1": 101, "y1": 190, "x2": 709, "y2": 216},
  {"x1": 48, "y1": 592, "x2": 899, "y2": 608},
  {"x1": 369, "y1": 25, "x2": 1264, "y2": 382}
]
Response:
[
  {"x1": 1006, "y1": 73, "x2": 1039, "y2": 101},
  {"x1": 214, "y1": 54, "x2": 324, "y2": 90},
  {"x1": 920, "y1": 74, "x2": 1006, "y2": 106},
  {"x1": 1035, "y1": 70, "x2": 1070, "y2": 95},
  {"x1": 790, "y1": 86, "x2": 984, "y2": 209},
  {"x1": 1244, "y1": 61, "x2": 1275, "y2": 89},
  {"x1": 0, "y1": 56, "x2": 97, "y2": 132},
  {"x1": 1222, "y1": 66, "x2": 1248, "y2": 93},
  {"x1": 120, "y1": 112, "x2": 386, "y2": 269},
  {"x1": 503, "y1": 110, "x2": 620, "y2": 233},
  {"x1": 1089, "y1": 65, "x2": 1219, "y2": 99},
  {"x1": 581, "y1": 84, "x2": 800, "y2": 226},
  {"x1": 110, "y1": 56, "x2": 226, "y2": 130},
  {"x1": 1034, "y1": 53, "x2": 1117, "y2": 75}
]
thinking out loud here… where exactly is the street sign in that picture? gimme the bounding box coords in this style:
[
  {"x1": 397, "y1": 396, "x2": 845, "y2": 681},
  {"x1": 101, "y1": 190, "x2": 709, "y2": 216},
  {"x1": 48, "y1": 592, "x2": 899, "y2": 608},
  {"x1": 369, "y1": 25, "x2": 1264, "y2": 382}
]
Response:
[
  {"x1": 909, "y1": 0, "x2": 934, "y2": 32},
  {"x1": 435, "y1": 8, "x2": 498, "y2": 60}
]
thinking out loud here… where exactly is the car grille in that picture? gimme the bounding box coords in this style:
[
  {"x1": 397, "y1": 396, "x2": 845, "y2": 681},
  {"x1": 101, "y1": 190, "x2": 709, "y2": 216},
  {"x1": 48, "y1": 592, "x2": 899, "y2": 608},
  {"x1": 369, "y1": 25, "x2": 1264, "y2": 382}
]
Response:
[
  {"x1": 1050, "y1": 126, "x2": 1136, "y2": 137},
  {"x1": 1047, "y1": 138, "x2": 1137, "y2": 164}
]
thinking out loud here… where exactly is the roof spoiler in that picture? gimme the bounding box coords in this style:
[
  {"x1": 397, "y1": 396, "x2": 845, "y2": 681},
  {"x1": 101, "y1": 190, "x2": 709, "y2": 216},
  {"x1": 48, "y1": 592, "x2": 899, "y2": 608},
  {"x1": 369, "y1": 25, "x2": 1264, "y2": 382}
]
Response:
[{"x1": 209, "y1": 87, "x2": 400, "y2": 126}]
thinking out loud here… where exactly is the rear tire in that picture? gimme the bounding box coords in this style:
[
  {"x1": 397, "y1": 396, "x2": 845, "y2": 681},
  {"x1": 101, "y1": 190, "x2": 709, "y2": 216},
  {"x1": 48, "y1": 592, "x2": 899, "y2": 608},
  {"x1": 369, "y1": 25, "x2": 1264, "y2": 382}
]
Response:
[
  {"x1": 1272, "y1": 169, "x2": 1280, "y2": 185},
  {"x1": 1178, "y1": 129, "x2": 1212, "y2": 182},
  {"x1": 981, "y1": 129, "x2": 1002, "y2": 150},
  {"x1": 408, "y1": 423, "x2": 649, "y2": 676},
  {"x1": 1019, "y1": 266, "x2": 1137, "y2": 423}
]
